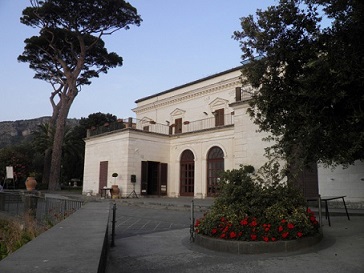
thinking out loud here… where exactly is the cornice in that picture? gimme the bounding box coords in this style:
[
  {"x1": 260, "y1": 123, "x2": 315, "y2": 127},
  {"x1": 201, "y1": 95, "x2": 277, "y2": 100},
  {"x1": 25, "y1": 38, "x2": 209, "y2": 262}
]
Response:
[{"x1": 133, "y1": 78, "x2": 242, "y2": 114}]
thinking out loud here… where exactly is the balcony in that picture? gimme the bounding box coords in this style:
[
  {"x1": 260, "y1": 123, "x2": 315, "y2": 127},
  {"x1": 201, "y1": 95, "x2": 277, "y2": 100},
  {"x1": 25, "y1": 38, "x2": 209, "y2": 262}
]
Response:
[
  {"x1": 179, "y1": 114, "x2": 233, "y2": 134},
  {"x1": 87, "y1": 115, "x2": 234, "y2": 137}
]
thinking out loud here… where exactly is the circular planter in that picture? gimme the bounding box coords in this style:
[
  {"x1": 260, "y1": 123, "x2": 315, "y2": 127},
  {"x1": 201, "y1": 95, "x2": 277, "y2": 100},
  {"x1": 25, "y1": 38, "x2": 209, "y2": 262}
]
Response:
[{"x1": 195, "y1": 232, "x2": 323, "y2": 254}]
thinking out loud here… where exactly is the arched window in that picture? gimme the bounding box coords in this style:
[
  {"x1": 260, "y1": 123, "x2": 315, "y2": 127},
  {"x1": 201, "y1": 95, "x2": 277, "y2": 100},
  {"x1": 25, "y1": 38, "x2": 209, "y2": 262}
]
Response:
[
  {"x1": 180, "y1": 150, "x2": 195, "y2": 196},
  {"x1": 207, "y1": 146, "x2": 224, "y2": 196}
]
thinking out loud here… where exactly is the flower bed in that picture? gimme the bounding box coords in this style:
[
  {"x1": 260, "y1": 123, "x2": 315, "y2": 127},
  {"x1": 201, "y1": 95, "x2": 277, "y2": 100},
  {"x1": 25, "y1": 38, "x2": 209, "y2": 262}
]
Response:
[
  {"x1": 194, "y1": 163, "x2": 322, "y2": 253},
  {"x1": 195, "y1": 208, "x2": 319, "y2": 242}
]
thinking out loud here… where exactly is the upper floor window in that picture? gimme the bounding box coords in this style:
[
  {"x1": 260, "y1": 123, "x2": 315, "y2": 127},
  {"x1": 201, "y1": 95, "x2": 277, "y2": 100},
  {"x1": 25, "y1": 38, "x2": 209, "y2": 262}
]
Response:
[{"x1": 214, "y1": 108, "x2": 224, "y2": 126}]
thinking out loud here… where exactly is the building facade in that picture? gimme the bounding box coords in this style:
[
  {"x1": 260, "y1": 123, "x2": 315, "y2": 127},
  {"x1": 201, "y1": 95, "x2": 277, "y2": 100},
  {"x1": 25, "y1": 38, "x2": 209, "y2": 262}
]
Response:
[{"x1": 82, "y1": 66, "x2": 364, "y2": 203}]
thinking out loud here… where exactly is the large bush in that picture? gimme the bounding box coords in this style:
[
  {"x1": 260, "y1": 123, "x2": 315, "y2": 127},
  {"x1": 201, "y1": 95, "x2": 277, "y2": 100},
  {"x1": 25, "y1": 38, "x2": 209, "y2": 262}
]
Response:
[{"x1": 195, "y1": 163, "x2": 320, "y2": 241}]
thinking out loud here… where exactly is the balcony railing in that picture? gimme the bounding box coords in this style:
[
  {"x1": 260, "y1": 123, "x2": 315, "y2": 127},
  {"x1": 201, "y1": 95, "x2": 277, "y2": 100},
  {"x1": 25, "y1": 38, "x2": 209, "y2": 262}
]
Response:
[
  {"x1": 181, "y1": 115, "x2": 233, "y2": 133},
  {"x1": 88, "y1": 114, "x2": 234, "y2": 137}
]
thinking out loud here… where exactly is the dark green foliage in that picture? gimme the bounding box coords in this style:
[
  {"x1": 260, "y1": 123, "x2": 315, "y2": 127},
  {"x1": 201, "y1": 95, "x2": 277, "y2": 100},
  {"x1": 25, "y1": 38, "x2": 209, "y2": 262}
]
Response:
[
  {"x1": 79, "y1": 112, "x2": 117, "y2": 132},
  {"x1": 234, "y1": 0, "x2": 364, "y2": 167},
  {"x1": 0, "y1": 145, "x2": 37, "y2": 187},
  {"x1": 18, "y1": 30, "x2": 123, "y2": 86}
]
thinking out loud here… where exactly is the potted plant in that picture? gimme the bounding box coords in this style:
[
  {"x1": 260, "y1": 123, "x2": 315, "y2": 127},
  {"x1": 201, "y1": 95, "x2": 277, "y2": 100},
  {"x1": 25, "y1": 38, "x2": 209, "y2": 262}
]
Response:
[
  {"x1": 111, "y1": 173, "x2": 120, "y2": 198},
  {"x1": 25, "y1": 172, "x2": 37, "y2": 191}
]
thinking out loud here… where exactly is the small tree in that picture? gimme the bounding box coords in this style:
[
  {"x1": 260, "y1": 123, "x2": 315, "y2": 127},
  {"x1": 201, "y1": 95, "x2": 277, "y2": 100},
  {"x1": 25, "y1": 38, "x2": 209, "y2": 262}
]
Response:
[{"x1": 18, "y1": 0, "x2": 142, "y2": 190}]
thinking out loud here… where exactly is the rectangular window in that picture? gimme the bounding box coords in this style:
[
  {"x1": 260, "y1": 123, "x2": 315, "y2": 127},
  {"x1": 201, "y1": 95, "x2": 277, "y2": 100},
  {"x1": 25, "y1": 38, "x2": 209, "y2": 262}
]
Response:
[
  {"x1": 214, "y1": 108, "x2": 224, "y2": 126},
  {"x1": 143, "y1": 126, "x2": 149, "y2": 132}
]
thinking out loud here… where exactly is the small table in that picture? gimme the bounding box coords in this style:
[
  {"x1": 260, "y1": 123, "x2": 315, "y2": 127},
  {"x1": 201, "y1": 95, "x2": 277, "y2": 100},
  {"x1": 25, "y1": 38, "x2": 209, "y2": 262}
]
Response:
[
  {"x1": 100, "y1": 188, "x2": 112, "y2": 198},
  {"x1": 306, "y1": 195, "x2": 350, "y2": 226},
  {"x1": 321, "y1": 196, "x2": 350, "y2": 226}
]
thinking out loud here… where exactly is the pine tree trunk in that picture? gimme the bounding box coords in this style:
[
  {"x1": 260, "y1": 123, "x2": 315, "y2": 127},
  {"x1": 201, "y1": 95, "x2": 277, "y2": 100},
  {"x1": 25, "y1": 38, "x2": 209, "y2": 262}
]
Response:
[
  {"x1": 48, "y1": 95, "x2": 74, "y2": 191},
  {"x1": 42, "y1": 114, "x2": 57, "y2": 185}
]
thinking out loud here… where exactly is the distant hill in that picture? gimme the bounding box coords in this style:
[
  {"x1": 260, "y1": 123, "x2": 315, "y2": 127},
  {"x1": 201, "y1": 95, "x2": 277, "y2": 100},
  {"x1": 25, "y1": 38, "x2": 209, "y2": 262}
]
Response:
[{"x1": 0, "y1": 117, "x2": 79, "y2": 149}]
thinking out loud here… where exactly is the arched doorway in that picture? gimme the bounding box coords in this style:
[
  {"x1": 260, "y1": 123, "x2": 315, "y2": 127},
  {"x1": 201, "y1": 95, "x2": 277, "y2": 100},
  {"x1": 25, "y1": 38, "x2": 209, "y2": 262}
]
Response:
[
  {"x1": 180, "y1": 149, "x2": 195, "y2": 196},
  {"x1": 207, "y1": 146, "x2": 224, "y2": 197}
]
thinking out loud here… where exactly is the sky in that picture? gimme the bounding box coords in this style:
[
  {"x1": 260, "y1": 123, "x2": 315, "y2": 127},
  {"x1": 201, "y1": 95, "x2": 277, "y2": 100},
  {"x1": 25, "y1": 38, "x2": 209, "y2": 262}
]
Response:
[{"x1": 0, "y1": 0, "x2": 277, "y2": 122}]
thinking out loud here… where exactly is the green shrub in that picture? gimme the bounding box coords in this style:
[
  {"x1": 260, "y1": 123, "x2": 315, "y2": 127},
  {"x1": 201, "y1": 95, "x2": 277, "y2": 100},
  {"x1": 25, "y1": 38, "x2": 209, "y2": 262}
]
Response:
[{"x1": 196, "y1": 162, "x2": 320, "y2": 241}]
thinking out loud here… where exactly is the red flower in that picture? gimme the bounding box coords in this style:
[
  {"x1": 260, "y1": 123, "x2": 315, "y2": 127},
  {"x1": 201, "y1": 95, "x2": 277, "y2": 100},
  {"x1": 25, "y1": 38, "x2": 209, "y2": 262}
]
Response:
[
  {"x1": 278, "y1": 226, "x2": 284, "y2": 232},
  {"x1": 240, "y1": 218, "x2": 248, "y2": 226},
  {"x1": 220, "y1": 233, "x2": 226, "y2": 239},
  {"x1": 194, "y1": 219, "x2": 200, "y2": 227},
  {"x1": 230, "y1": 231, "x2": 237, "y2": 239},
  {"x1": 250, "y1": 219, "x2": 258, "y2": 227},
  {"x1": 281, "y1": 219, "x2": 287, "y2": 223},
  {"x1": 263, "y1": 236, "x2": 269, "y2": 242},
  {"x1": 263, "y1": 223, "x2": 271, "y2": 232},
  {"x1": 221, "y1": 217, "x2": 226, "y2": 222},
  {"x1": 287, "y1": 223, "x2": 295, "y2": 229},
  {"x1": 282, "y1": 232, "x2": 289, "y2": 239},
  {"x1": 271, "y1": 237, "x2": 277, "y2": 241},
  {"x1": 297, "y1": 232, "x2": 303, "y2": 238},
  {"x1": 250, "y1": 234, "x2": 257, "y2": 241},
  {"x1": 211, "y1": 228, "x2": 217, "y2": 235},
  {"x1": 307, "y1": 208, "x2": 312, "y2": 213}
]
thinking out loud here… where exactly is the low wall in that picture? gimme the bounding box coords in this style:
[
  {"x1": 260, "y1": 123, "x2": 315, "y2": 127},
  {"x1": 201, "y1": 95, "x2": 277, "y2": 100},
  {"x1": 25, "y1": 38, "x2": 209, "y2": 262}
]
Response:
[
  {"x1": 0, "y1": 201, "x2": 111, "y2": 273},
  {"x1": 195, "y1": 232, "x2": 323, "y2": 254}
]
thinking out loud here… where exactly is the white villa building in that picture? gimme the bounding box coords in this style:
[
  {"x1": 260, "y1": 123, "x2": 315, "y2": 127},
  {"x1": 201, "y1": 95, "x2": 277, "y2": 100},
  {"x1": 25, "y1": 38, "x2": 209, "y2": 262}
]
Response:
[{"x1": 82, "y1": 66, "x2": 364, "y2": 204}]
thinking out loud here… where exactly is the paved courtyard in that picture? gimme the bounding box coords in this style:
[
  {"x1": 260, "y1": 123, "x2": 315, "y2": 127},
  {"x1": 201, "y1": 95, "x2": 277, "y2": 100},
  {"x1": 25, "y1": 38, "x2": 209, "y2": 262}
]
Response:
[
  {"x1": 107, "y1": 200, "x2": 364, "y2": 273},
  {"x1": 112, "y1": 205, "x2": 199, "y2": 238}
]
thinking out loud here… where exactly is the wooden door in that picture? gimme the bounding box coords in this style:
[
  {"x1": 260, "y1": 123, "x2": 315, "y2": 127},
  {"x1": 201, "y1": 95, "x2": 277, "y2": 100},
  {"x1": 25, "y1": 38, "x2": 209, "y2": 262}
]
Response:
[
  {"x1": 215, "y1": 108, "x2": 224, "y2": 126},
  {"x1": 175, "y1": 118, "x2": 182, "y2": 134},
  {"x1": 160, "y1": 163, "x2": 168, "y2": 196},
  {"x1": 141, "y1": 161, "x2": 168, "y2": 196},
  {"x1": 141, "y1": 161, "x2": 148, "y2": 195},
  {"x1": 180, "y1": 150, "x2": 194, "y2": 196},
  {"x1": 99, "y1": 161, "x2": 108, "y2": 193}
]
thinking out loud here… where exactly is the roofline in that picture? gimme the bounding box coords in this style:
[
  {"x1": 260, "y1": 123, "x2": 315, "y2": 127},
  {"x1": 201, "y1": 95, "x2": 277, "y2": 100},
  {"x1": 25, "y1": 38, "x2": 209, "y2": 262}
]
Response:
[{"x1": 135, "y1": 65, "x2": 244, "y2": 103}]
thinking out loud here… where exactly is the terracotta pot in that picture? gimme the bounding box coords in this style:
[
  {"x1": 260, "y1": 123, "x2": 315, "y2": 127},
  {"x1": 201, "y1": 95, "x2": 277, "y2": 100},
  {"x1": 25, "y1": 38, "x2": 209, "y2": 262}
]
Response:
[
  {"x1": 25, "y1": 177, "x2": 37, "y2": 191},
  {"x1": 111, "y1": 185, "x2": 120, "y2": 199}
]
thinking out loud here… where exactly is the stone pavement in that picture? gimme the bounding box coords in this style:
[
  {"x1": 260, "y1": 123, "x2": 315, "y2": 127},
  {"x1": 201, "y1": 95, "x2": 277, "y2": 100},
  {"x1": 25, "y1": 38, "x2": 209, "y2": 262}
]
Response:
[{"x1": 107, "y1": 197, "x2": 364, "y2": 273}]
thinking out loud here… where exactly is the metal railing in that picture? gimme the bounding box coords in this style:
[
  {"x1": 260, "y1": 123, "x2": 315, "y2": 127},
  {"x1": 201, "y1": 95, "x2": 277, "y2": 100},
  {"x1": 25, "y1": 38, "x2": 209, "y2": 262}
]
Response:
[
  {"x1": 88, "y1": 115, "x2": 234, "y2": 137},
  {"x1": 182, "y1": 115, "x2": 233, "y2": 133},
  {"x1": 0, "y1": 191, "x2": 84, "y2": 225}
]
